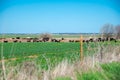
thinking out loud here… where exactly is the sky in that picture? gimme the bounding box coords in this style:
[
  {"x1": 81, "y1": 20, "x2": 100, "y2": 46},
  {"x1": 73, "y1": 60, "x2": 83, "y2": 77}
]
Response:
[{"x1": 0, "y1": 0, "x2": 120, "y2": 33}]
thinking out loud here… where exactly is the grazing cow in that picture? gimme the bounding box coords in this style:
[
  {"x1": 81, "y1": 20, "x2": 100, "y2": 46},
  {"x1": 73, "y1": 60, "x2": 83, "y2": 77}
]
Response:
[
  {"x1": 51, "y1": 39, "x2": 56, "y2": 42},
  {"x1": 83, "y1": 40, "x2": 85, "y2": 43},
  {"x1": 42, "y1": 37, "x2": 50, "y2": 42},
  {"x1": 85, "y1": 40, "x2": 89, "y2": 44},
  {"x1": 105, "y1": 37, "x2": 109, "y2": 41},
  {"x1": 51, "y1": 39, "x2": 60, "y2": 42},
  {"x1": 33, "y1": 38, "x2": 39, "y2": 42},
  {"x1": 16, "y1": 37, "x2": 20, "y2": 39},
  {"x1": 89, "y1": 38, "x2": 94, "y2": 42},
  {"x1": 51, "y1": 39, "x2": 54, "y2": 42},
  {"x1": 101, "y1": 38, "x2": 105, "y2": 42},
  {"x1": 27, "y1": 40, "x2": 31, "y2": 42},
  {"x1": 55, "y1": 39, "x2": 60, "y2": 42},
  {"x1": 69, "y1": 40, "x2": 74, "y2": 42},
  {"x1": 75, "y1": 40, "x2": 80, "y2": 42},
  {"x1": 61, "y1": 37, "x2": 64, "y2": 40},
  {"x1": 13, "y1": 40, "x2": 18, "y2": 42},
  {"x1": 4, "y1": 40, "x2": 8, "y2": 43},
  {"x1": 110, "y1": 38, "x2": 117, "y2": 42},
  {"x1": 39, "y1": 40, "x2": 42, "y2": 42},
  {"x1": 26, "y1": 37, "x2": 33, "y2": 42},
  {"x1": 97, "y1": 38, "x2": 102, "y2": 42}
]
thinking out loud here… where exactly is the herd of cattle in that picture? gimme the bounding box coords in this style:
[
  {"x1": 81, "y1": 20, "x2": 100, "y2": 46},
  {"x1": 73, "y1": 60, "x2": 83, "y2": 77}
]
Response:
[{"x1": 0, "y1": 36, "x2": 118, "y2": 43}]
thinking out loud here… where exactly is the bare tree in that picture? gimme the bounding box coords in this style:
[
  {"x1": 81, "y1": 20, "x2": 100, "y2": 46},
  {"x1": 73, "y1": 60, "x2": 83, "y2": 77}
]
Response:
[
  {"x1": 100, "y1": 24, "x2": 114, "y2": 40},
  {"x1": 40, "y1": 33, "x2": 52, "y2": 42},
  {"x1": 115, "y1": 25, "x2": 120, "y2": 39}
]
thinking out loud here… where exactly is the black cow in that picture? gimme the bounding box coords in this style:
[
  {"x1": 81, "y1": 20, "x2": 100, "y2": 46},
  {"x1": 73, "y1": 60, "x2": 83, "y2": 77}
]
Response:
[
  {"x1": 51, "y1": 39, "x2": 60, "y2": 42},
  {"x1": 16, "y1": 37, "x2": 20, "y2": 39},
  {"x1": 4, "y1": 40, "x2": 8, "y2": 43},
  {"x1": 13, "y1": 40, "x2": 18, "y2": 42},
  {"x1": 69, "y1": 40, "x2": 74, "y2": 42},
  {"x1": 110, "y1": 38, "x2": 117, "y2": 42}
]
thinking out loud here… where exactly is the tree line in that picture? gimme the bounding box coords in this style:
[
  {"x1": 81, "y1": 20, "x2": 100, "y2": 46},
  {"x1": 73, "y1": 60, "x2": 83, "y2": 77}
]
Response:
[{"x1": 100, "y1": 24, "x2": 120, "y2": 39}]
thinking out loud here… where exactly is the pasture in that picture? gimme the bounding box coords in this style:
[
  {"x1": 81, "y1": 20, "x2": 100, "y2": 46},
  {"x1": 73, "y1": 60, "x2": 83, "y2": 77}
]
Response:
[
  {"x1": 0, "y1": 42, "x2": 97, "y2": 69},
  {"x1": 1, "y1": 41, "x2": 118, "y2": 60},
  {"x1": 0, "y1": 35, "x2": 120, "y2": 80}
]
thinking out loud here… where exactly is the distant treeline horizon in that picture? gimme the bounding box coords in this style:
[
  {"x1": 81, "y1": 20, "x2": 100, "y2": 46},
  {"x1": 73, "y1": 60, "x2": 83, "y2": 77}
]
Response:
[{"x1": 0, "y1": 33, "x2": 99, "y2": 35}]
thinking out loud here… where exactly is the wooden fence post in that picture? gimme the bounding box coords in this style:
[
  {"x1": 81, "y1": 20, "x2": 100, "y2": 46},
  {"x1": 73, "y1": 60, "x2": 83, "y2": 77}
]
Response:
[{"x1": 80, "y1": 35, "x2": 83, "y2": 61}]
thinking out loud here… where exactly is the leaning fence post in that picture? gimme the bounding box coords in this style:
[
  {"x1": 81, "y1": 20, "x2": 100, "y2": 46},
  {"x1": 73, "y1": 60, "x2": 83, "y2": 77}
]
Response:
[{"x1": 80, "y1": 35, "x2": 83, "y2": 61}]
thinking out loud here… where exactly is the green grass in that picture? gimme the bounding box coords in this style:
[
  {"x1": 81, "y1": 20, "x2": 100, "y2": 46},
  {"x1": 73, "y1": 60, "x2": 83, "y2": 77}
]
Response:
[
  {"x1": 77, "y1": 62, "x2": 120, "y2": 80},
  {"x1": 0, "y1": 41, "x2": 119, "y2": 70},
  {"x1": 77, "y1": 72, "x2": 105, "y2": 80},
  {"x1": 0, "y1": 42, "x2": 119, "y2": 60},
  {"x1": 0, "y1": 42, "x2": 80, "y2": 59},
  {"x1": 0, "y1": 41, "x2": 120, "y2": 80},
  {"x1": 44, "y1": 62, "x2": 120, "y2": 80},
  {"x1": 1, "y1": 41, "x2": 117, "y2": 59},
  {"x1": 0, "y1": 42, "x2": 96, "y2": 58},
  {"x1": 0, "y1": 42, "x2": 80, "y2": 69},
  {"x1": 101, "y1": 62, "x2": 120, "y2": 80}
]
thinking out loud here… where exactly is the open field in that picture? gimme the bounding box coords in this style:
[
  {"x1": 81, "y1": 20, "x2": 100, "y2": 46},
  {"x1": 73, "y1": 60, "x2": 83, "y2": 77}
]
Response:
[
  {"x1": 1, "y1": 41, "x2": 119, "y2": 59},
  {"x1": 1, "y1": 0, "x2": 120, "y2": 79},
  {"x1": 0, "y1": 33, "x2": 120, "y2": 80},
  {"x1": 0, "y1": 40, "x2": 120, "y2": 80}
]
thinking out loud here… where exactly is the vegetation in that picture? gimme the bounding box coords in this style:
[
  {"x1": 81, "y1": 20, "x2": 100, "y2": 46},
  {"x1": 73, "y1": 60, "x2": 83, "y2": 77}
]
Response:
[
  {"x1": 40, "y1": 33, "x2": 52, "y2": 41},
  {"x1": 1, "y1": 41, "x2": 118, "y2": 59},
  {"x1": 77, "y1": 62, "x2": 120, "y2": 80},
  {"x1": 115, "y1": 25, "x2": 120, "y2": 39},
  {"x1": 100, "y1": 24, "x2": 120, "y2": 39},
  {"x1": 100, "y1": 24, "x2": 114, "y2": 39},
  {"x1": 0, "y1": 42, "x2": 80, "y2": 59},
  {"x1": 0, "y1": 37, "x2": 120, "y2": 80}
]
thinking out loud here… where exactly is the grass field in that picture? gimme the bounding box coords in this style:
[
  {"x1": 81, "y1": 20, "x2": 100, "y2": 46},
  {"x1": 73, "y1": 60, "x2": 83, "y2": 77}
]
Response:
[
  {"x1": 0, "y1": 41, "x2": 120, "y2": 80},
  {"x1": 0, "y1": 41, "x2": 119, "y2": 59}
]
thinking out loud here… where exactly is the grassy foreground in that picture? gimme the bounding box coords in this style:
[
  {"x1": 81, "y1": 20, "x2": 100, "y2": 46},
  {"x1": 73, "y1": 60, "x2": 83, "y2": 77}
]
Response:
[
  {"x1": 0, "y1": 58, "x2": 120, "y2": 80},
  {"x1": 0, "y1": 42, "x2": 120, "y2": 80},
  {"x1": 56, "y1": 62, "x2": 120, "y2": 80}
]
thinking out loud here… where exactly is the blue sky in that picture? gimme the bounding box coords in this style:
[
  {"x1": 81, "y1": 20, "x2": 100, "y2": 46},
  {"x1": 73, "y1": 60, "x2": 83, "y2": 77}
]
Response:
[{"x1": 0, "y1": 0, "x2": 120, "y2": 33}]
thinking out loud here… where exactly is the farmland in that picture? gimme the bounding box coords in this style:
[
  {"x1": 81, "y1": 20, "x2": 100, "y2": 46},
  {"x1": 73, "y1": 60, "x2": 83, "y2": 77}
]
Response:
[
  {"x1": 0, "y1": 42, "x2": 80, "y2": 59},
  {"x1": 0, "y1": 36, "x2": 120, "y2": 80},
  {"x1": 0, "y1": 42, "x2": 97, "y2": 69},
  {"x1": 1, "y1": 0, "x2": 120, "y2": 79},
  {"x1": 1, "y1": 41, "x2": 118, "y2": 60}
]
